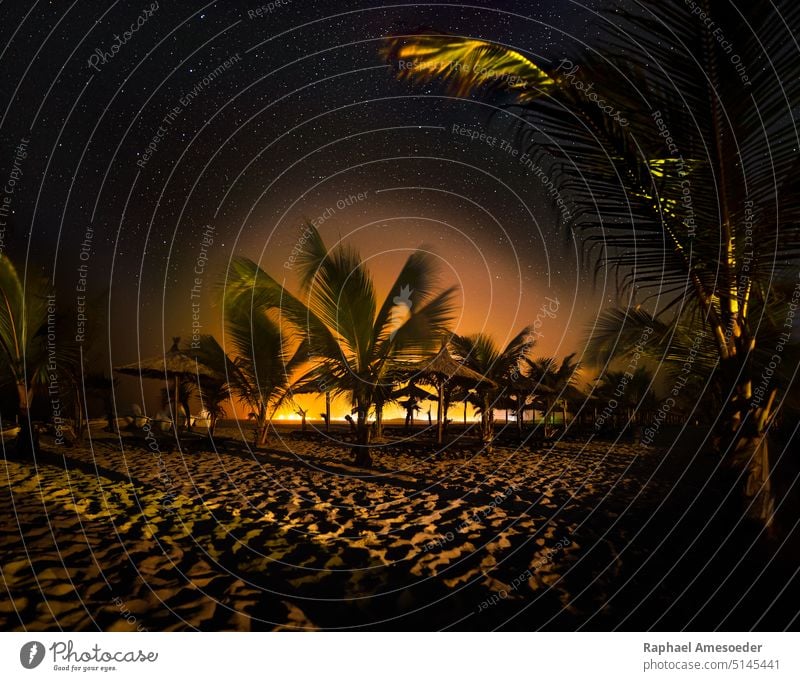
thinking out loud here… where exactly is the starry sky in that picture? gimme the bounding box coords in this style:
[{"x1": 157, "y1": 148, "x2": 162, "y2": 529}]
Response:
[{"x1": 0, "y1": 0, "x2": 610, "y2": 412}]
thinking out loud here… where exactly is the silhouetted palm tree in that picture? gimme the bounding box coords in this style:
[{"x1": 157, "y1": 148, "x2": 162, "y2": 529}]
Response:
[
  {"x1": 0, "y1": 256, "x2": 52, "y2": 422},
  {"x1": 196, "y1": 379, "x2": 228, "y2": 436},
  {"x1": 190, "y1": 296, "x2": 300, "y2": 445},
  {"x1": 523, "y1": 354, "x2": 580, "y2": 433},
  {"x1": 0, "y1": 257, "x2": 79, "y2": 452},
  {"x1": 594, "y1": 365, "x2": 658, "y2": 432},
  {"x1": 223, "y1": 223, "x2": 457, "y2": 466},
  {"x1": 450, "y1": 328, "x2": 532, "y2": 445}
]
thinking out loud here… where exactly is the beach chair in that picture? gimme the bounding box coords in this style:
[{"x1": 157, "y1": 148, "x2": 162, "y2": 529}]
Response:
[
  {"x1": 193, "y1": 409, "x2": 211, "y2": 430},
  {"x1": 151, "y1": 411, "x2": 174, "y2": 432},
  {"x1": 122, "y1": 404, "x2": 149, "y2": 429}
]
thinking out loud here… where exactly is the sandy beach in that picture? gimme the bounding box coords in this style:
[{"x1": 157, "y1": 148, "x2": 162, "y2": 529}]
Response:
[{"x1": 2, "y1": 423, "x2": 789, "y2": 632}]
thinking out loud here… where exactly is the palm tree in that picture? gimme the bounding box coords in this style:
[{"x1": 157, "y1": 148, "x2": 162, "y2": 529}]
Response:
[
  {"x1": 593, "y1": 365, "x2": 658, "y2": 433},
  {"x1": 523, "y1": 354, "x2": 580, "y2": 434},
  {"x1": 382, "y1": 1, "x2": 800, "y2": 525},
  {"x1": 442, "y1": 382, "x2": 470, "y2": 436},
  {"x1": 450, "y1": 328, "x2": 532, "y2": 445},
  {"x1": 0, "y1": 256, "x2": 51, "y2": 423},
  {"x1": 586, "y1": 304, "x2": 793, "y2": 425},
  {"x1": 196, "y1": 379, "x2": 228, "y2": 436},
  {"x1": 223, "y1": 223, "x2": 457, "y2": 466},
  {"x1": 0, "y1": 257, "x2": 79, "y2": 452},
  {"x1": 620, "y1": 366, "x2": 658, "y2": 426},
  {"x1": 190, "y1": 296, "x2": 300, "y2": 446}
]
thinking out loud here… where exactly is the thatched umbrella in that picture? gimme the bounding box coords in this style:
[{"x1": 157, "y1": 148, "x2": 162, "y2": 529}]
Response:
[
  {"x1": 392, "y1": 383, "x2": 437, "y2": 429},
  {"x1": 391, "y1": 383, "x2": 438, "y2": 402},
  {"x1": 287, "y1": 380, "x2": 332, "y2": 432},
  {"x1": 114, "y1": 337, "x2": 220, "y2": 430},
  {"x1": 409, "y1": 346, "x2": 495, "y2": 445}
]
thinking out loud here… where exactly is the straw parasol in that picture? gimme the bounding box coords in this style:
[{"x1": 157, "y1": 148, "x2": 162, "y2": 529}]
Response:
[
  {"x1": 114, "y1": 337, "x2": 220, "y2": 430},
  {"x1": 391, "y1": 383, "x2": 437, "y2": 402},
  {"x1": 511, "y1": 374, "x2": 555, "y2": 395},
  {"x1": 391, "y1": 383, "x2": 437, "y2": 429},
  {"x1": 409, "y1": 346, "x2": 496, "y2": 444},
  {"x1": 287, "y1": 380, "x2": 332, "y2": 432}
]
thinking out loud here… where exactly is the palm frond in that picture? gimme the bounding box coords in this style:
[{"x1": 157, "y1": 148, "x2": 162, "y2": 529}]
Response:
[
  {"x1": 301, "y1": 240, "x2": 376, "y2": 370},
  {"x1": 381, "y1": 32, "x2": 555, "y2": 102},
  {"x1": 373, "y1": 249, "x2": 449, "y2": 346},
  {"x1": 0, "y1": 256, "x2": 52, "y2": 386},
  {"x1": 382, "y1": 5, "x2": 800, "y2": 341},
  {"x1": 225, "y1": 295, "x2": 291, "y2": 396},
  {"x1": 377, "y1": 285, "x2": 458, "y2": 359}
]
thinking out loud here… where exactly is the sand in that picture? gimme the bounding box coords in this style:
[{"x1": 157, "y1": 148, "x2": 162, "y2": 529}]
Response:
[{"x1": 0, "y1": 425, "x2": 777, "y2": 631}]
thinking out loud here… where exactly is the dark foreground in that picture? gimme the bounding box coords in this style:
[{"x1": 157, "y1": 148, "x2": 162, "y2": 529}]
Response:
[{"x1": 1, "y1": 424, "x2": 798, "y2": 631}]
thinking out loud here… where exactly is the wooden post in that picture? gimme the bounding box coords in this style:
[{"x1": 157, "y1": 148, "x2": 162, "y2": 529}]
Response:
[
  {"x1": 325, "y1": 391, "x2": 331, "y2": 433},
  {"x1": 174, "y1": 375, "x2": 180, "y2": 430}
]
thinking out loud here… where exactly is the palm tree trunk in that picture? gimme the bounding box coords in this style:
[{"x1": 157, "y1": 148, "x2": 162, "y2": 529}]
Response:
[
  {"x1": 14, "y1": 380, "x2": 38, "y2": 457},
  {"x1": 16, "y1": 380, "x2": 31, "y2": 420},
  {"x1": 732, "y1": 432, "x2": 774, "y2": 528},
  {"x1": 257, "y1": 404, "x2": 269, "y2": 446},
  {"x1": 436, "y1": 383, "x2": 445, "y2": 445},
  {"x1": 715, "y1": 356, "x2": 777, "y2": 529},
  {"x1": 374, "y1": 401, "x2": 384, "y2": 439},
  {"x1": 353, "y1": 402, "x2": 372, "y2": 466},
  {"x1": 325, "y1": 391, "x2": 331, "y2": 433},
  {"x1": 480, "y1": 393, "x2": 494, "y2": 445}
]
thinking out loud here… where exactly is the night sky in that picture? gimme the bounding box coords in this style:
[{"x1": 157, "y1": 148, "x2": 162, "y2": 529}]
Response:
[{"x1": 0, "y1": 0, "x2": 609, "y2": 411}]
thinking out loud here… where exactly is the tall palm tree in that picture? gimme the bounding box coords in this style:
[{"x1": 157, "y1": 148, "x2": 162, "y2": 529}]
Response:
[
  {"x1": 450, "y1": 328, "x2": 532, "y2": 445},
  {"x1": 382, "y1": 0, "x2": 800, "y2": 525},
  {"x1": 223, "y1": 223, "x2": 458, "y2": 466}
]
